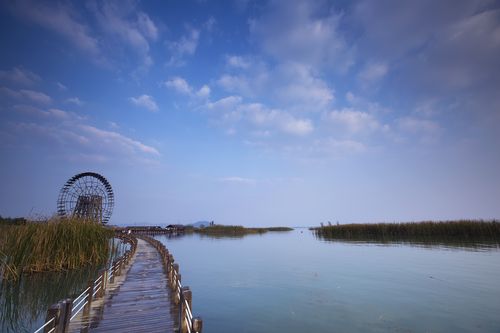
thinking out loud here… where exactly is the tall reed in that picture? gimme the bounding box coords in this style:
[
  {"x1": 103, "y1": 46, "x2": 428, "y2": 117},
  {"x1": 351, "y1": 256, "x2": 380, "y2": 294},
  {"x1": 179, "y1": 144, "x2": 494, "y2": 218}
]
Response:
[
  {"x1": 313, "y1": 220, "x2": 500, "y2": 242},
  {"x1": 0, "y1": 217, "x2": 113, "y2": 280}
]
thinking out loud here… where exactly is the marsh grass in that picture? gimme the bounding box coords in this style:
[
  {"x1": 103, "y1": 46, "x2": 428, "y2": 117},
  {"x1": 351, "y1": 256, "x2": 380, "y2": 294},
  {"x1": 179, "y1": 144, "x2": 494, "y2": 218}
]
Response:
[
  {"x1": 313, "y1": 220, "x2": 500, "y2": 243},
  {"x1": 0, "y1": 217, "x2": 113, "y2": 280},
  {"x1": 192, "y1": 225, "x2": 293, "y2": 238}
]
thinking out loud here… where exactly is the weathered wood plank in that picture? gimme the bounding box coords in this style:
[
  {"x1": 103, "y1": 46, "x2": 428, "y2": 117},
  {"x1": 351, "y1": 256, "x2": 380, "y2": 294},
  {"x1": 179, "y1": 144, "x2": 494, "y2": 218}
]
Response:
[{"x1": 68, "y1": 239, "x2": 177, "y2": 332}]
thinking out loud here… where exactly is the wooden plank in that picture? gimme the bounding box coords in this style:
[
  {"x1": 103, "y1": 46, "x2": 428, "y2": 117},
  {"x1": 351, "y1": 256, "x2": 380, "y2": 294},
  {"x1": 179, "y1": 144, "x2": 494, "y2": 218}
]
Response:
[{"x1": 68, "y1": 239, "x2": 177, "y2": 332}]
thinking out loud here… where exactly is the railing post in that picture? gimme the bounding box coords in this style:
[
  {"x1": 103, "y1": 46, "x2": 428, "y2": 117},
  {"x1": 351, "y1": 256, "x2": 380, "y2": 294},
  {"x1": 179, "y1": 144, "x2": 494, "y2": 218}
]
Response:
[
  {"x1": 172, "y1": 263, "x2": 179, "y2": 290},
  {"x1": 59, "y1": 298, "x2": 73, "y2": 332},
  {"x1": 180, "y1": 287, "x2": 192, "y2": 333},
  {"x1": 110, "y1": 261, "x2": 117, "y2": 283},
  {"x1": 175, "y1": 274, "x2": 182, "y2": 304},
  {"x1": 44, "y1": 303, "x2": 60, "y2": 333},
  {"x1": 192, "y1": 317, "x2": 203, "y2": 333},
  {"x1": 116, "y1": 259, "x2": 122, "y2": 277},
  {"x1": 83, "y1": 278, "x2": 93, "y2": 316},
  {"x1": 98, "y1": 268, "x2": 108, "y2": 297}
]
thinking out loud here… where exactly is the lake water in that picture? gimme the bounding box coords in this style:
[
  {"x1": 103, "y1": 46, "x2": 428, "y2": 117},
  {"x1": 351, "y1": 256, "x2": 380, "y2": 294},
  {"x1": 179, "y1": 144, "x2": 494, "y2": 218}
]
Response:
[
  {"x1": 156, "y1": 229, "x2": 500, "y2": 333},
  {"x1": 0, "y1": 238, "x2": 129, "y2": 332}
]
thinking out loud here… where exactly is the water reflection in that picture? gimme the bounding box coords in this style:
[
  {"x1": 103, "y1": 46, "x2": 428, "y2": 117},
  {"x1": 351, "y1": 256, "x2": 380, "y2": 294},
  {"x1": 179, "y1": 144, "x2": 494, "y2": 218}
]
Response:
[
  {"x1": 0, "y1": 238, "x2": 128, "y2": 332},
  {"x1": 0, "y1": 267, "x2": 98, "y2": 332},
  {"x1": 157, "y1": 230, "x2": 500, "y2": 333},
  {"x1": 313, "y1": 233, "x2": 500, "y2": 251}
]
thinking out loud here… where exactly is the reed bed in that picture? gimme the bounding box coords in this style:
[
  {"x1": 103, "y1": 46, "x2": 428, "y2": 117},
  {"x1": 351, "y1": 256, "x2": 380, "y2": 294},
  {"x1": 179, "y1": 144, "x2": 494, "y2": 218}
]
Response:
[
  {"x1": 193, "y1": 225, "x2": 293, "y2": 237},
  {"x1": 313, "y1": 220, "x2": 500, "y2": 242},
  {"x1": 0, "y1": 217, "x2": 113, "y2": 280}
]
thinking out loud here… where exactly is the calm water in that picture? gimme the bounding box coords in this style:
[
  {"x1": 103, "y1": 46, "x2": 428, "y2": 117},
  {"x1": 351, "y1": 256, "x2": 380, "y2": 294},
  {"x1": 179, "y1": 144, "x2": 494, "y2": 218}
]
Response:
[
  {"x1": 156, "y1": 230, "x2": 500, "y2": 333},
  {"x1": 0, "y1": 238, "x2": 129, "y2": 333}
]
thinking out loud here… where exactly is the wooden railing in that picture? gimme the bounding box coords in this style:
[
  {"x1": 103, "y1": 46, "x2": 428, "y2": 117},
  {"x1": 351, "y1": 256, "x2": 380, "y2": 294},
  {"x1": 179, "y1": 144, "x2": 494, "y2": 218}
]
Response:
[
  {"x1": 141, "y1": 236, "x2": 203, "y2": 333},
  {"x1": 33, "y1": 235, "x2": 138, "y2": 333}
]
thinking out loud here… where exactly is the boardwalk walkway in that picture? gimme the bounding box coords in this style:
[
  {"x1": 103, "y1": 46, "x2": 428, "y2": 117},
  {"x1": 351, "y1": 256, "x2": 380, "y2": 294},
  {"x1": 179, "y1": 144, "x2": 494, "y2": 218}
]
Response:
[{"x1": 68, "y1": 239, "x2": 177, "y2": 332}]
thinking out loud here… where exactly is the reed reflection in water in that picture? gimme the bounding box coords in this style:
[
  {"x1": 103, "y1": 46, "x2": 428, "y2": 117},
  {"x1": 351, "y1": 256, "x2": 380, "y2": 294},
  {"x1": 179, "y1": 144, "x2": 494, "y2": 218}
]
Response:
[
  {"x1": 0, "y1": 237, "x2": 129, "y2": 333},
  {"x1": 0, "y1": 267, "x2": 98, "y2": 332}
]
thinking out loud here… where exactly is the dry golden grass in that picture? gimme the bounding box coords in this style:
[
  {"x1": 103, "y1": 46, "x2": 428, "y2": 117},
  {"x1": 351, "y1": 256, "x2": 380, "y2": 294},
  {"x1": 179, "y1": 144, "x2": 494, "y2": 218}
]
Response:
[{"x1": 0, "y1": 217, "x2": 113, "y2": 280}]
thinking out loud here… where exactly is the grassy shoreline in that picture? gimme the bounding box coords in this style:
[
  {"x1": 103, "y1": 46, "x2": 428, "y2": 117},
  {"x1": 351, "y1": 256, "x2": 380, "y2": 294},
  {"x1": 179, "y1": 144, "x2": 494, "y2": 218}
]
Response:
[
  {"x1": 188, "y1": 225, "x2": 293, "y2": 237},
  {"x1": 1, "y1": 217, "x2": 113, "y2": 280},
  {"x1": 312, "y1": 220, "x2": 500, "y2": 242}
]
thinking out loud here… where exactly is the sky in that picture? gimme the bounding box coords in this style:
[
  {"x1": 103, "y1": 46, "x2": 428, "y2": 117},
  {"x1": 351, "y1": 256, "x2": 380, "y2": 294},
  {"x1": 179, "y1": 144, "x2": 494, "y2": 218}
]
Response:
[{"x1": 0, "y1": 0, "x2": 499, "y2": 227}]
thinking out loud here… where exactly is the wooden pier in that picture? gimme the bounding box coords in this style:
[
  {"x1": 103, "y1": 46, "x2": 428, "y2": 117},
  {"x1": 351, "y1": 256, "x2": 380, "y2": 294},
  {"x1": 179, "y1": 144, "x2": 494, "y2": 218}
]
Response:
[{"x1": 36, "y1": 235, "x2": 202, "y2": 333}]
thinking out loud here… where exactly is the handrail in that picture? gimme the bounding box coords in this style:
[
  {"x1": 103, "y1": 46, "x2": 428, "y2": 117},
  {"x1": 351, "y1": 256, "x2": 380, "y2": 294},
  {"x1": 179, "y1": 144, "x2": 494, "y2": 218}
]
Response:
[
  {"x1": 33, "y1": 317, "x2": 54, "y2": 333},
  {"x1": 139, "y1": 235, "x2": 203, "y2": 333},
  {"x1": 32, "y1": 234, "x2": 138, "y2": 333}
]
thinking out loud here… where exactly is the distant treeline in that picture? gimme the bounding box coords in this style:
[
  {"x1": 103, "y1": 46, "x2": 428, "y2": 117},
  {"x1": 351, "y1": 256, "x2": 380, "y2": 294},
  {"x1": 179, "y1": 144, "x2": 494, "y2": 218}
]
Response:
[
  {"x1": 0, "y1": 215, "x2": 27, "y2": 226},
  {"x1": 189, "y1": 225, "x2": 293, "y2": 237},
  {"x1": 312, "y1": 220, "x2": 500, "y2": 242}
]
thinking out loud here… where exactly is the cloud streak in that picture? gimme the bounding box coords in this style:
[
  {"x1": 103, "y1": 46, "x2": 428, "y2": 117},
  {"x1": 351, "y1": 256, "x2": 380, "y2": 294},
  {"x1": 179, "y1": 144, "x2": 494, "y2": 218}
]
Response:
[{"x1": 129, "y1": 94, "x2": 159, "y2": 112}]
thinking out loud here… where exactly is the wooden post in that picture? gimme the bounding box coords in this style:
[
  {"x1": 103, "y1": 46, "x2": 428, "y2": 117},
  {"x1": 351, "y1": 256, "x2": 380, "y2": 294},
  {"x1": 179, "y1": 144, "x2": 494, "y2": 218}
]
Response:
[
  {"x1": 116, "y1": 259, "x2": 122, "y2": 276},
  {"x1": 59, "y1": 298, "x2": 73, "y2": 332},
  {"x1": 192, "y1": 317, "x2": 203, "y2": 333},
  {"x1": 110, "y1": 261, "x2": 117, "y2": 283},
  {"x1": 180, "y1": 287, "x2": 192, "y2": 333},
  {"x1": 98, "y1": 269, "x2": 108, "y2": 298},
  {"x1": 83, "y1": 278, "x2": 93, "y2": 316},
  {"x1": 175, "y1": 274, "x2": 182, "y2": 304},
  {"x1": 171, "y1": 264, "x2": 179, "y2": 290},
  {"x1": 44, "y1": 303, "x2": 60, "y2": 333}
]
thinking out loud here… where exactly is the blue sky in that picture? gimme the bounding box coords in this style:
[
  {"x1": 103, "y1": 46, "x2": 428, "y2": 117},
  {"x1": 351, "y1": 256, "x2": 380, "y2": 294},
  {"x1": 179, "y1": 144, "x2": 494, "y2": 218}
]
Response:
[{"x1": 1, "y1": 0, "x2": 499, "y2": 226}]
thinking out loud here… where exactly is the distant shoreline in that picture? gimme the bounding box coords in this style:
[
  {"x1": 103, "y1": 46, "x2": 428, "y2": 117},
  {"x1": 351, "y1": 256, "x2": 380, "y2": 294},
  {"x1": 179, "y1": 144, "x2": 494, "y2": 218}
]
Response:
[
  {"x1": 186, "y1": 225, "x2": 293, "y2": 237},
  {"x1": 312, "y1": 220, "x2": 500, "y2": 243}
]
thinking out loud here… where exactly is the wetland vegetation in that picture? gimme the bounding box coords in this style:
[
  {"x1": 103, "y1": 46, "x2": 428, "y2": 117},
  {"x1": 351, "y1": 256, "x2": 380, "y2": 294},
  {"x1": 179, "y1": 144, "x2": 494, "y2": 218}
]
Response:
[
  {"x1": 188, "y1": 225, "x2": 293, "y2": 237},
  {"x1": 312, "y1": 220, "x2": 500, "y2": 244},
  {"x1": 0, "y1": 217, "x2": 113, "y2": 280}
]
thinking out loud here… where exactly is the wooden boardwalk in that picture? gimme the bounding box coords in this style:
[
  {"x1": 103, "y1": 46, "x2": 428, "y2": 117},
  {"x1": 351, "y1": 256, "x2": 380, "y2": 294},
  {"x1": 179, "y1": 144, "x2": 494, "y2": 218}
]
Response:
[{"x1": 68, "y1": 239, "x2": 178, "y2": 332}]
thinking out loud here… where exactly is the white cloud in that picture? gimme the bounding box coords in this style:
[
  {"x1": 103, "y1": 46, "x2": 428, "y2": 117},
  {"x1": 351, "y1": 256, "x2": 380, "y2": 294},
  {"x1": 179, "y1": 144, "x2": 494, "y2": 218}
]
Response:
[
  {"x1": 217, "y1": 61, "x2": 334, "y2": 112},
  {"x1": 10, "y1": 1, "x2": 160, "y2": 70},
  {"x1": 10, "y1": 0, "x2": 101, "y2": 58},
  {"x1": 5, "y1": 101, "x2": 160, "y2": 164},
  {"x1": 226, "y1": 55, "x2": 251, "y2": 69},
  {"x1": 397, "y1": 117, "x2": 440, "y2": 134},
  {"x1": 164, "y1": 77, "x2": 210, "y2": 99},
  {"x1": 274, "y1": 62, "x2": 334, "y2": 111},
  {"x1": 314, "y1": 138, "x2": 367, "y2": 155},
  {"x1": 164, "y1": 77, "x2": 192, "y2": 95},
  {"x1": 219, "y1": 176, "x2": 256, "y2": 185},
  {"x1": 65, "y1": 97, "x2": 83, "y2": 106},
  {"x1": 207, "y1": 96, "x2": 314, "y2": 136},
  {"x1": 206, "y1": 96, "x2": 242, "y2": 112},
  {"x1": 19, "y1": 89, "x2": 52, "y2": 104},
  {"x1": 137, "y1": 12, "x2": 158, "y2": 40},
  {"x1": 196, "y1": 85, "x2": 211, "y2": 98},
  {"x1": 0, "y1": 87, "x2": 52, "y2": 104},
  {"x1": 204, "y1": 16, "x2": 216, "y2": 32},
  {"x1": 0, "y1": 67, "x2": 40, "y2": 85},
  {"x1": 280, "y1": 116, "x2": 314, "y2": 136},
  {"x1": 358, "y1": 62, "x2": 388, "y2": 83},
  {"x1": 217, "y1": 74, "x2": 255, "y2": 96},
  {"x1": 250, "y1": 0, "x2": 353, "y2": 71},
  {"x1": 89, "y1": 2, "x2": 157, "y2": 68},
  {"x1": 79, "y1": 125, "x2": 160, "y2": 156},
  {"x1": 56, "y1": 82, "x2": 67, "y2": 91},
  {"x1": 328, "y1": 108, "x2": 383, "y2": 134},
  {"x1": 129, "y1": 94, "x2": 159, "y2": 112},
  {"x1": 47, "y1": 108, "x2": 71, "y2": 119},
  {"x1": 167, "y1": 27, "x2": 200, "y2": 66}
]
